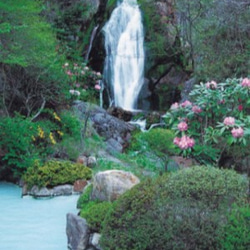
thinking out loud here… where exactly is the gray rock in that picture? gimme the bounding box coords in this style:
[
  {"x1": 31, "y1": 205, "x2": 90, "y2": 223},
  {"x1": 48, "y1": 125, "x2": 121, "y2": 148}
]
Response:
[
  {"x1": 52, "y1": 185, "x2": 73, "y2": 196},
  {"x1": 91, "y1": 170, "x2": 140, "y2": 202},
  {"x1": 89, "y1": 233, "x2": 102, "y2": 250},
  {"x1": 106, "y1": 138, "x2": 123, "y2": 153},
  {"x1": 66, "y1": 213, "x2": 90, "y2": 250},
  {"x1": 29, "y1": 186, "x2": 52, "y2": 197},
  {"x1": 87, "y1": 156, "x2": 97, "y2": 167},
  {"x1": 73, "y1": 101, "x2": 135, "y2": 152}
]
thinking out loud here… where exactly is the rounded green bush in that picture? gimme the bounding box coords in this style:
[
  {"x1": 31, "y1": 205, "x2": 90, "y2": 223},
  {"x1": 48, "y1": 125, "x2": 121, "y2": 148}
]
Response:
[
  {"x1": 101, "y1": 166, "x2": 248, "y2": 250},
  {"x1": 23, "y1": 160, "x2": 92, "y2": 188},
  {"x1": 80, "y1": 201, "x2": 113, "y2": 232}
]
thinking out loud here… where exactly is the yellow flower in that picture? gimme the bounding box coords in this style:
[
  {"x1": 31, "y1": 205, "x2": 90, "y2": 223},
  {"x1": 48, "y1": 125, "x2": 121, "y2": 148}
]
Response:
[
  {"x1": 49, "y1": 132, "x2": 56, "y2": 144},
  {"x1": 38, "y1": 126, "x2": 44, "y2": 138},
  {"x1": 53, "y1": 112, "x2": 61, "y2": 122},
  {"x1": 57, "y1": 130, "x2": 64, "y2": 136}
]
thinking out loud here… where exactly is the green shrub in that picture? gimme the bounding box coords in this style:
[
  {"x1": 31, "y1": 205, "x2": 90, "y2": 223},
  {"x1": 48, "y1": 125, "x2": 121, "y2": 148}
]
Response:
[
  {"x1": 80, "y1": 201, "x2": 113, "y2": 232},
  {"x1": 101, "y1": 166, "x2": 248, "y2": 250},
  {"x1": 0, "y1": 116, "x2": 44, "y2": 178},
  {"x1": 164, "y1": 166, "x2": 248, "y2": 208},
  {"x1": 219, "y1": 204, "x2": 250, "y2": 250},
  {"x1": 77, "y1": 184, "x2": 93, "y2": 209},
  {"x1": 128, "y1": 128, "x2": 177, "y2": 172},
  {"x1": 23, "y1": 160, "x2": 92, "y2": 188}
]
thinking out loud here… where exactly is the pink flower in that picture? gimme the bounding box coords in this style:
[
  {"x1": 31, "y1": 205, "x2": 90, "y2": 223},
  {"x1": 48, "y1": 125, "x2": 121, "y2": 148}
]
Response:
[
  {"x1": 173, "y1": 137, "x2": 181, "y2": 145},
  {"x1": 170, "y1": 102, "x2": 179, "y2": 110},
  {"x1": 223, "y1": 117, "x2": 235, "y2": 126},
  {"x1": 238, "y1": 105, "x2": 243, "y2": 111},
  {"x1": 178, "y1": 135, "x2": 195, "y2": 149},
  {"x1": 192, "y1": 105, "x2": 202, "y2": 113},
  {"x1": 178, "y1": 121, "x2": 188, "y2": 131},
  {"x1": 173, "y1": 136, "x2": 195, "y2": 150},
  {"x1": 181, "y1": 100, "x2": 192, "y2": 108},
  {"x1": 206, "y1": 80, "x2": 217, "y2": 89},
  {"x1": 95, "y1": 84, "x2": 101, "y2": 90},
  {"x1": 66, "y1": 70, "x2": 73, "y2": 76},
  {"x1": 219, "y1": 99, "x2": 225, "y2": 104},
  {"x1": 75, "y1": 83, "x2": 80, "y2": 88},
  {"x1": 241, "y1": 78, "x2": 250, "y2": 87},
  {"x1": 231, "y1": 127, "x2": 244, "y2": 138},
  {"x1": 96, "y1": 72, "x2": 102, "y2": 77}
]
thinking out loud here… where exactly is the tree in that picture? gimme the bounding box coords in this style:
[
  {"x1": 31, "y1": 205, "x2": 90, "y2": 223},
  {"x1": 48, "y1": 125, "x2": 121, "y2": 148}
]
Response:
[
  {"x1": 174, "y1": 0, "x2": 250, "y2": 80},
  {"x1": 0, "y1": 0, "x2": 66, "y2": 116}
]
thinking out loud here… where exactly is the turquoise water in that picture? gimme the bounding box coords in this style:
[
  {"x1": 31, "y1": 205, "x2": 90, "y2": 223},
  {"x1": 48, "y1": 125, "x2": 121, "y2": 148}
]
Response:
[{"x1": 0, "y1": 182, "x2": 79, "y2": 250}]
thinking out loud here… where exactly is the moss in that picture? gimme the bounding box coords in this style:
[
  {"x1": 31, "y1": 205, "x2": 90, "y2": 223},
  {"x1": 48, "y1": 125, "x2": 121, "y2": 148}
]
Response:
[
  {"x1": 100, "y1": 166, "x2": 249, "y2": 249},
  {"x1": 23, "y1": 160, "x2": 92, "y2": 188}
]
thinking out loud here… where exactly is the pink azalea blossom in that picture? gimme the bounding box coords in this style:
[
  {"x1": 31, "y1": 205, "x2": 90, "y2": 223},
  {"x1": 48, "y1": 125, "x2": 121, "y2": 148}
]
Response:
[
  {"x1": 192, "y1": 105, "x2": 202, "y2": 113},
  {"x1": 173, "y1": 136, "x2": 195, "y2": 150},
  {"x1": 206, "y1": 80, "x2": 217, "y2": 89},
  {"x1": 170, "y1": 102, "x2": 179, "y2": 110},
  {"x1": 95, "y1": 84, "x2": 101, "y2": 90},
  {"x1": 223, "y1": 117, "x2": 235, "y2": 126},
  {"x1": 178, "y1": 121, "x2": 188, "y2": 131},
  {"x1": 75, "y1": 83, "x2": 80, "y2": 88},
  {"x1": 173, "y1": 137, "x2": 181, "y2": 146},
  {"x1": 241, "y1": 78, "x2": 250, "y2": 87},
  {"x1": 96, "y1": 72, "x2": 102, "y2": 77},
  {"x1": 181, "y1": 100, "x2": 192, "y2": 108},
  {"x1": 231, "y1": 127, "x2": 244, "y2": 138}
]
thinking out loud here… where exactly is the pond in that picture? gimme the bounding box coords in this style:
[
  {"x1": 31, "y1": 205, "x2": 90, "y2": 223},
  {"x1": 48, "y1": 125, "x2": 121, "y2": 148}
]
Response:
[{"x1": 0, "y1": 182, "x2": 79, "y2": 250}]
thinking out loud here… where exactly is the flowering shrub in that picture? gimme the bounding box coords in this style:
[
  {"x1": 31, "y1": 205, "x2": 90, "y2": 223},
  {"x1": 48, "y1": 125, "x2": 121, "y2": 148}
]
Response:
[
  {"x1": 164, "y1": 78, "x2": 250, "y2": 164},
  {"x1": 63, "y1": 62, "x2": 102, "y2": 102}
]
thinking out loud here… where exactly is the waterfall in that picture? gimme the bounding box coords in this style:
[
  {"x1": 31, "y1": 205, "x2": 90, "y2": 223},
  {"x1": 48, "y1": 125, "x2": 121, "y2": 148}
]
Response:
[
  {"x1": 85, "y1": 25, "x2": 99, "y2": 62},
  {"x1": 103, "y1": 0, "x2": 145, "y2": 110}
]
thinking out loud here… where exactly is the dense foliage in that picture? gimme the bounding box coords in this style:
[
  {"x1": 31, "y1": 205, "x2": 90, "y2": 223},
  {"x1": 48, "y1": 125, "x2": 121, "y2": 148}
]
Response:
[
  {"x1": 175, "y1": 0, "x2": 250, "y2": 80},
  {"x1": 164, "y1": 78, "x2": 250, "y2": 166},
  {"x1": 101, "y1": 166, "x2": 249, "y2": 250},
  {"x1": 0, "y1": 110, "x2": 82, "y2": 178},
  {"x1": 23, "y1": 160, "x2": 92, "y2": 188},
  {"x1": 0, "y1": 0, "x2": 68, "y2": 115}
]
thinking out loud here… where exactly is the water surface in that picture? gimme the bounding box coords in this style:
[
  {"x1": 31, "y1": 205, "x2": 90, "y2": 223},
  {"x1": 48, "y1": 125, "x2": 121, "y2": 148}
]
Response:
[{"x1": 0, "y1": 182, "x2": 79, "y2": 250}]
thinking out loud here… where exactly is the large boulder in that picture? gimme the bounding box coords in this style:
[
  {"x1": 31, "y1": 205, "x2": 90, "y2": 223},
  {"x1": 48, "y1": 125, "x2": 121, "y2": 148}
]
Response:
[
  {"x1": 91, "y1": 170, "x2": 140, "y2": 202},
  {"x1": 66, "y1": 213, "x2": 90, "y2": 250}
]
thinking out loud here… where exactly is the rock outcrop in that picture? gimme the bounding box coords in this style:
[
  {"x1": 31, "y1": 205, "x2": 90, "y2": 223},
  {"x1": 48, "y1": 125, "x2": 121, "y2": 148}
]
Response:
[{"x1": 73, "y1": 101, "x2": 135, "y2": 153}]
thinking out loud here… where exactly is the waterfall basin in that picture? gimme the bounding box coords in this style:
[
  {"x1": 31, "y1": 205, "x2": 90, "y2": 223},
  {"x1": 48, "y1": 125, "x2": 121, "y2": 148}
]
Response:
[{"x1": 0, "y1": 182, "x2": 79, "y2": 250}]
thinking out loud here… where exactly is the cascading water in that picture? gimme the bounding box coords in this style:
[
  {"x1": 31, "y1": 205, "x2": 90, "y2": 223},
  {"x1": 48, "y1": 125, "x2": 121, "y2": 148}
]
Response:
[{"x1": 103, "y1": 0, "x2": 145, "y2": 110}]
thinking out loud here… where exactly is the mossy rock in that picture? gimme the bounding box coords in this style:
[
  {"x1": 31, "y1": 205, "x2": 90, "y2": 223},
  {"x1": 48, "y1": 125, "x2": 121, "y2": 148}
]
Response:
[
  {"x1": 23, "y1": 160, "x2": 92, "y2": 188},
  {"x1": 100, "y1": 166, "x2": 249, "y2": 249}
]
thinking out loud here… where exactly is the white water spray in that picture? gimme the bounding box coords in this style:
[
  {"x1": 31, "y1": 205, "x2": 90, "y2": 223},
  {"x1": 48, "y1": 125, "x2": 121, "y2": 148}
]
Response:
[{"x1": 103, "y1": 0, "x2": 145, "y2": 110}]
